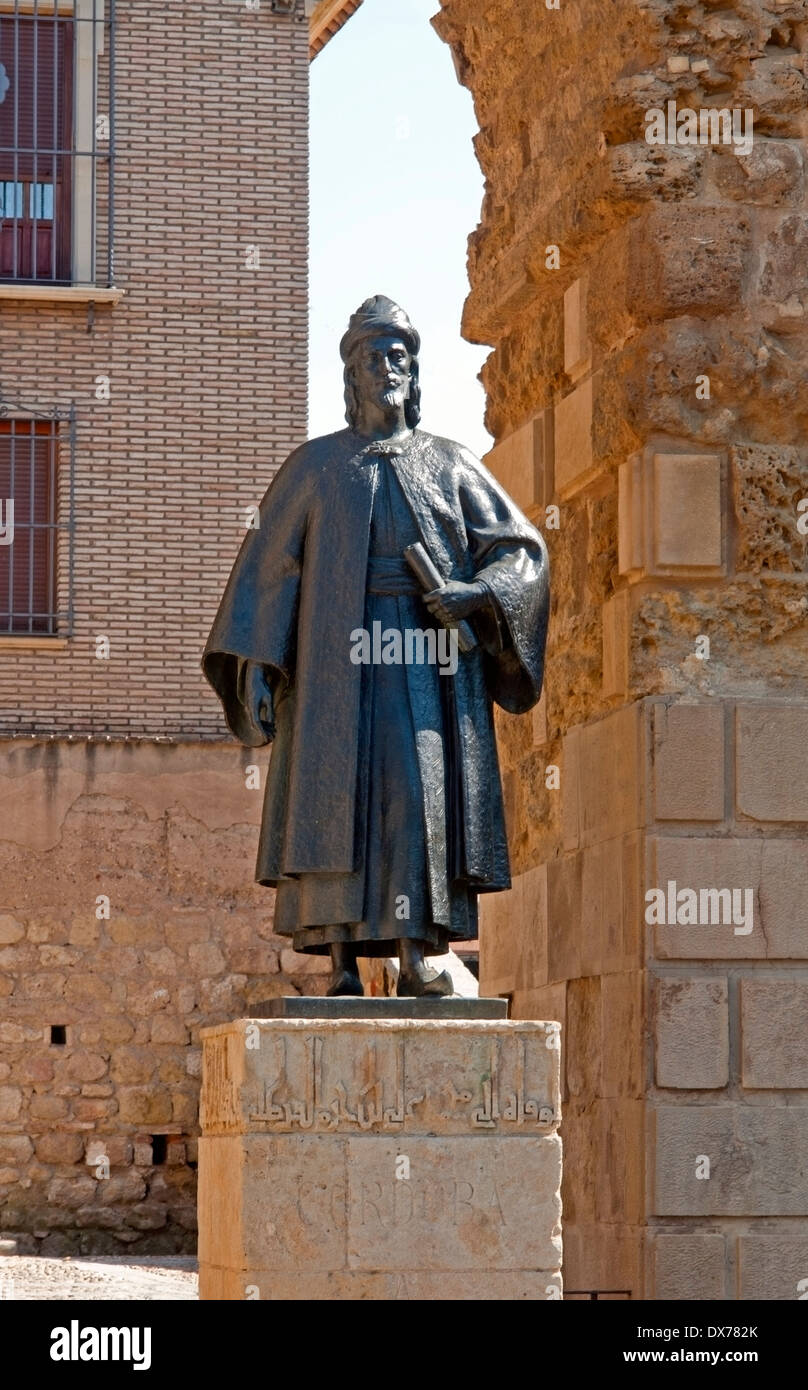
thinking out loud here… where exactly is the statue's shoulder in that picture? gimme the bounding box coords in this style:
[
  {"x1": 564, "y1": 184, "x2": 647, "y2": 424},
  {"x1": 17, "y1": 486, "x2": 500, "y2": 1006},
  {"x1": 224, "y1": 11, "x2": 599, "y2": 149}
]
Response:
[
  {"x1": 417, "y1": 430, "x2": 489, "y2": 482},
  {"x1": 270, "y1": 429, "x2": 354, "y2": 489},
  {"x1": 417, "y1": 430, "x2": 480, "y2": 467}
]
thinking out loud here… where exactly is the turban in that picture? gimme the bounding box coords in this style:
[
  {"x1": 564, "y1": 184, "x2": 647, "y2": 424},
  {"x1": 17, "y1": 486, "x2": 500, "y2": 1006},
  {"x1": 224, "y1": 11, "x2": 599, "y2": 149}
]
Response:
[{"x1": 339, "y1": 295, "x2": 420, "y2": 363}]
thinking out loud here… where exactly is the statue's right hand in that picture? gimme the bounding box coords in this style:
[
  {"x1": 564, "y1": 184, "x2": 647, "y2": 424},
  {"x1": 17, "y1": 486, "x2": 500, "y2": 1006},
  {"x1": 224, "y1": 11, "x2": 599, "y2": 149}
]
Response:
[{"x1": 241, "y1": 660, "x2": 275, "y2": 743}]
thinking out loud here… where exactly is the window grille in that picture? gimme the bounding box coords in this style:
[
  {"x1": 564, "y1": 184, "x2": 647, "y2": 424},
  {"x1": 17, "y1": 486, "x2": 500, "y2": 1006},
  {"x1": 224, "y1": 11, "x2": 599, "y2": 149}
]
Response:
[
  {"x1": 0, "y1": 0, "x2": 114, "y2": 285},
  {"x1": 0, "y1": 399, "x2": 75, "y2": 634}
]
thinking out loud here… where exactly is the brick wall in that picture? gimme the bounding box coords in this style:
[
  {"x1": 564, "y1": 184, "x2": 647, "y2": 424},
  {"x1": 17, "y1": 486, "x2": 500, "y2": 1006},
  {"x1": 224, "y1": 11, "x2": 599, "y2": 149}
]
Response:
[
  {"x1": 0, "y1": 0, "x2": 309, "y2": 736},
  {"x1": 435, "y1": 0, "x2": 808, "y2": 1298},
  {"x1": 0, "y1": 1, "x2": 318, "y2": 1254}
]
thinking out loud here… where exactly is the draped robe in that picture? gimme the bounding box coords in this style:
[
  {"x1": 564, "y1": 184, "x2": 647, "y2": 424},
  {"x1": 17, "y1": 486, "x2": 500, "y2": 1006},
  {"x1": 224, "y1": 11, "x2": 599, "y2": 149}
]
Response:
[{"x1": 202, "y1": 427, "x2": 550, "y2": 955}]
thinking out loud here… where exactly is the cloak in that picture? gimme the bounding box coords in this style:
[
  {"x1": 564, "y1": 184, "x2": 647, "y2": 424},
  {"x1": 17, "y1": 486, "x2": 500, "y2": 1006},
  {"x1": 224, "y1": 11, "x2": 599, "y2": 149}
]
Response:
[{"x1": 202, "y1": 427, "x2": 549, "y2": 894}]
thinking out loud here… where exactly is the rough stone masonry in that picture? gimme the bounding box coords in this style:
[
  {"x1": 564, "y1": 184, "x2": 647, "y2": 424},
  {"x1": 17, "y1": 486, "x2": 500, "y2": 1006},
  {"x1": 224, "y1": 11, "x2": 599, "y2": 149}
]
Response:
[{"x1": 434, "y1": 0, "x2": 808, "y2": 1299}]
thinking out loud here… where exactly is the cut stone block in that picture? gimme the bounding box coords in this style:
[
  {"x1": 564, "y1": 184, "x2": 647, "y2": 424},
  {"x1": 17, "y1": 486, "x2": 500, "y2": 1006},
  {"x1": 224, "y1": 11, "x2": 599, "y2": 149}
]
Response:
[
  {"x1": 652, "y1": 1104, "x2": 808, "y2": 1215},
  {"x1": 485, "y1": 411, "x2": 553, "y2": 519},
  {"x1": 736, "y1": 703, "x2": 808, "y2": 822},
  {"x1": 346, "y1": 1135, "x2": 561, "y2": 1270},
  {"x1": 653, "y1": 1233, "x2": 726, "y2": 1300},
  {"x1": 618, "y1": 456, "x2": 644, "y2": 578},
  {"x1": 564, "y1": 276, "x2": 590, "y2": 379},
  {"x1": 652, "y1": 701, "x2": 725, "y2": 822},
  {"x1": 618, "y1": 451, "x2": 723, "y2": 580},
  {"x1": 480, "y1": 864, "x2": 547, "y2": 999},
  {"x1": 201, "y1": 1267, "x2": 564, "y2": 1301},
  {"x1": 630, "y1": 206, "x2": 751, "y2": 315},
  {"x1": 741, "y1": 978, "x2": 808, "y2": 1089},
  {"x1": 554, "y1": 376, "x2": 597, "y2": 498},
  {"x1": 601, "y1": 971, "x2": 644, "y2": 1099},
  {"x1": 653, "y1": 975, "x2": 729, "y2": 1089},
  {"x1": 602, "y1": 588, "x2": 632, "y2": 699},
  {"x1": 650, "y1": 835, "x2": 808, "y2": 959},
  {"x1": 738, "y1": 1236, "x2": 808, "y2": 1301},
  {"x1": 199, "y1": 1017, "x2": 562, "y2": 1300},
  {"x1": 562, "y1": 704, "x2": 644, "y2": 852},
  {"x1": 653, "y1": 454, "x2": 723, "y2": 570}
]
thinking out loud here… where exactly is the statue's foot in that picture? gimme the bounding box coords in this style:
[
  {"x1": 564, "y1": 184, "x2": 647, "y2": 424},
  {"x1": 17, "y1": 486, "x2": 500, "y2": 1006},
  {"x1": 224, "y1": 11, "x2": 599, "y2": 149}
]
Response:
[
  {"x1": 327, "y1": 942, "x2": 362, "y2": 997},
  {"x1": 326, "y1": 968, "x2": 364, "y2": 997},
  {"x1": 397, "y1": 965, "x2": 454, "y2": 998}
]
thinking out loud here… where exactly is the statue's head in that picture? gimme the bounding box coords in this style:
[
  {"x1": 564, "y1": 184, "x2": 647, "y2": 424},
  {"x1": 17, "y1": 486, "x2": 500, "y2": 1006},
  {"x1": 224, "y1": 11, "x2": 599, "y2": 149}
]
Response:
[{"x1": 340, "y1": 295, "x2": 421, "y2": 430}]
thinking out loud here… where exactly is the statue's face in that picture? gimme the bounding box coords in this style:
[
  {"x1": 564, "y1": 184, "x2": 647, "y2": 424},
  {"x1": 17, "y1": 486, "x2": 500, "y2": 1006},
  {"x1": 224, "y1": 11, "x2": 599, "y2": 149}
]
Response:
[{"x1": 352, "y1": 333, "x2": 412, "y2": 414}]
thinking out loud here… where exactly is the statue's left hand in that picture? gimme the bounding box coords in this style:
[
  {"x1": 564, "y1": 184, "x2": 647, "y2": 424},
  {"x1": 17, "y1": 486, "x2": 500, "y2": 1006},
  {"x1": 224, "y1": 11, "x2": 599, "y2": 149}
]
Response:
[
  {"x1": 241, "y1": 660, "x2": 276, "y2": 743},
  {"x1": 423, "y1": 580, "x2": 488, "y2": 625}
]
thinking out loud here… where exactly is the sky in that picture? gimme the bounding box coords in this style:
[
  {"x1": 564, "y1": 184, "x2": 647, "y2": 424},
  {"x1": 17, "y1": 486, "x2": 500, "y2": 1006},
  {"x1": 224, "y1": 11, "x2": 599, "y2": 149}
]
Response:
[{"x1": 308, "y1": 0, "x2": 492, "y2": 457}]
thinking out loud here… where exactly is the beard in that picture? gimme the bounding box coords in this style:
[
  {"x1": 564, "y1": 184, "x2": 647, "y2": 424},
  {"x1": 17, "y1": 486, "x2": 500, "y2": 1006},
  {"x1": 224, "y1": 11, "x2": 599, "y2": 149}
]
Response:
[{"x1": 381, "y1": 385, "x2": 405, "y2": 409}]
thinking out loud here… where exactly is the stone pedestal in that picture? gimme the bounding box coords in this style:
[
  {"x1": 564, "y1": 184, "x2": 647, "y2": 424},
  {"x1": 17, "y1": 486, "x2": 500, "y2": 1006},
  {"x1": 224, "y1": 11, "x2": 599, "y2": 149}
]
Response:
[{"x1": 198, "y1": 1007, "x2": 562, "y2": 1300}]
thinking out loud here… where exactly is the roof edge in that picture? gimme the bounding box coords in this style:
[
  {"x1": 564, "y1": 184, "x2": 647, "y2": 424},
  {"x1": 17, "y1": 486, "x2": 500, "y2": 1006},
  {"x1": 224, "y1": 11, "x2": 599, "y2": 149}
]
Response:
[{"x1": 308, "y1": 0, "x2": 363, "y2": 60}]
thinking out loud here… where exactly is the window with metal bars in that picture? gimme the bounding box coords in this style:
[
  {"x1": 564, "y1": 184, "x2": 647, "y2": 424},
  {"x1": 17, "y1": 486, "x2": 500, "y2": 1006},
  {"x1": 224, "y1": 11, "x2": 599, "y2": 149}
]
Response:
[
  {"x1": 0, "y1": 1, "x2": 114, "y2": 286},
  {"x1": 0, "y1": 406, "x2": 75, "y2": 634}
]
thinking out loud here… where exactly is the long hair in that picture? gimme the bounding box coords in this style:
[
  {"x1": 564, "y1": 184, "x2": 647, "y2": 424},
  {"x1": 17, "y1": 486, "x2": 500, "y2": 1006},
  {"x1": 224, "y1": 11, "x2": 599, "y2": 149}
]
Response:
[{"x1": 343, "y1": 352, "x2": 421, "y2": 430}]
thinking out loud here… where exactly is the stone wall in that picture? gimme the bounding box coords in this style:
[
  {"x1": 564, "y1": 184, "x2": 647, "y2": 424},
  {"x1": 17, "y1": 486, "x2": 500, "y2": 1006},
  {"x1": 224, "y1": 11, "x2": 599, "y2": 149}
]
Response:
[
  {"x1": 435, "y1": 0, "x2": 808, "y2": 1298},
  {"x1": 0, "y1": 740, "x2": 327, "y2": 1254},
  {"x1": 0, "y1": 1, "x2": 316, "y2": 1255}
]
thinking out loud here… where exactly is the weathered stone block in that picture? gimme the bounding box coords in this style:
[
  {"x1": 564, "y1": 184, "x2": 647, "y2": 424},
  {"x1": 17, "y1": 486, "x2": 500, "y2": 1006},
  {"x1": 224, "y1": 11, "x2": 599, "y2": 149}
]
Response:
[
  {"x1": 713, "y1": 139, "x2": 804, "y2": 206},
  {"x1": 653, "y1": 976, "x2": 729, "y2": 1089},
  {"x1": 731, "y1": 444, "x2": 808, "y2": 575},
  {"x1": 741, "y1": 978, "x2": 808, "y2": 1089},
  {"x1": 652, "y1": 702, "x2": 725, "y2": 822},
  {"x1": 759, "y1": 213, "x2": 808, "y2": 304},
  {"x1": 736, "y1": 703, "x2": 808, "y2": 822},
  {"x1": 117, "y1": 1086, "x2": 173, "y2": 1126},
  {"x1": 199, "y1": 1018, "x2": 562, "y2": 1300},
  {"x1": 738, "y1": 1236, "x2": 808, "y2": 1300},
  {"x1": 0, "y1": 1135, "x2": 33, "y2": 1164},
  {"x1": 33, "y1": 1133, "x2": 85, "y2": 1166},
  {"x1": 201, "y1": 1130, "x2": 562, "y2": 1275},
  {"x1": 347, "y1": 1135, "x2": 561, "y2": 1271},
  {"x1": 200, "y1": 1019, "x2": 560, "y2": 1138},
  {"x1": 0, "y1": 915, "x2": 24, "y2": 944},
  {"x1": 653, "y1": 1105, "x2": 808, "y2": 1215},
  {"x1": 631, "y1": 206, "x2": 751, "y2": 316},
  {"x1": 0, "y1": 1086, "x2": 22, "y2": 1122},
  {"x1": 610, "y1": 141, "x2": 704, "y2": 201},
  {"x1": 653, "y1": 1233, "x2": 726, "y2": 1300}
]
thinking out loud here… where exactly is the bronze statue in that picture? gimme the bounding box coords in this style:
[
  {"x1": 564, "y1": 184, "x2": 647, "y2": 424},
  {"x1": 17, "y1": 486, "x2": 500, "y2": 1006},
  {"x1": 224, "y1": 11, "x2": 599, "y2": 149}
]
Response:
[{"x1": 203, "y1": 297, "x2": 549, "y2": 997}]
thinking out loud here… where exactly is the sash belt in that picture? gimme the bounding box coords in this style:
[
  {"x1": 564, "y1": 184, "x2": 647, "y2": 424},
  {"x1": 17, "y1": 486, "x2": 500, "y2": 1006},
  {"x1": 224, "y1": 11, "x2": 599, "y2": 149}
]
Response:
[{"x1": 366, "y1": 555, "x2": 424, "y2": 596}]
